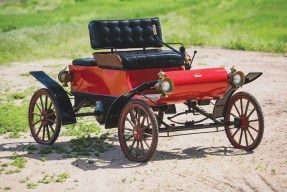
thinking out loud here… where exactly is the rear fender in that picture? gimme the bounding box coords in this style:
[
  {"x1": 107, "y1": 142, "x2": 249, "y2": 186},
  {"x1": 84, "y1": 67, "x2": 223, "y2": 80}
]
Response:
[
  {"x1": 212, "y1": 72, "x2": 262, "y2": 118},
  {"x1": 105, "y1": 81, "x2": 158, "y2": 129},
  {"x1": 30, "y1": 71, "x2": 76, "y2": 125}
]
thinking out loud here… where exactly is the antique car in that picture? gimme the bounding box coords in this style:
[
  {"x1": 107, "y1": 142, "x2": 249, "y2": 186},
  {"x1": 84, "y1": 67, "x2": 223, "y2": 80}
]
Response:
[{"x1": 28, "y1": 17, "x2": 264, "y2": 162}]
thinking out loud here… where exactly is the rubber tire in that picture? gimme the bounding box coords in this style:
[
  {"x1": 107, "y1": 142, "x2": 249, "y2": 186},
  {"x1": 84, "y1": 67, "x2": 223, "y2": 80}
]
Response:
[
  {"x1": 118, "y1": 100, "x2": 159, "y2": 162},
  {"x1": 28, "y1": 88, "x2": 61, "y2": 145},
  {"x1": 224, "y1": 92, "x2": 264, "y2": 151}
]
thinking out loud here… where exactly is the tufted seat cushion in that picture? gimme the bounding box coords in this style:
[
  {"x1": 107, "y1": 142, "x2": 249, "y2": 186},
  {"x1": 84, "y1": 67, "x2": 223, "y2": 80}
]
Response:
[
  {"x1": 118, "y1": 50, "x2": 184, "y2": 70},
  {"x1": 93, "y1": 50, "x2": 184, "y2": 70},
  {"x1": 88, "y1": 17, "x2": 162, "y2": 49},
  {"x1": 72, "y1": 58, "x2": 97, "y2": 66}
]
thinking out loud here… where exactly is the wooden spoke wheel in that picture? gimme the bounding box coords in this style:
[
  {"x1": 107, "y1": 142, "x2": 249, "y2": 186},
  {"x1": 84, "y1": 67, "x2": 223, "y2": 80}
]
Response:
[
  {"x1": 224, "y1": 92, "x2": 264, "y2": 151},
  {"x1": 119, "y1": 100, "x2": 158, "y2": 162},
  {"x1": 29, "y1": 88, "x2": 61, "y2": 145}
]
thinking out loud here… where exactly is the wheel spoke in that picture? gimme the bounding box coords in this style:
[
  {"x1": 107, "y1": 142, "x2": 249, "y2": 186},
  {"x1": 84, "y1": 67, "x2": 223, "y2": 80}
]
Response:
[
  {"x1": 124, "y1": 127, "x2": 133, "y2": 132},
  {"x1": 48, "y1": 100, "x2": 53, "y2": 110},
  {"x1": 45, "y1": 95, "x2": 48, "y2": 110},
  {"x1": 248, "y1": 125, "x2": 258, "y2": 132},
  {"x1": 244, "y1": 130, "x2": 248, "y2": 146},
  {"x1": 234, "y1": 103, "x2": 241, "y2": 116},
  {"x1": 48, "y1": 124, "x2": 55, "y2": 133},
  {"x1": 46, "y1": 125, "x2": 51, "y2": 140},
  {"x1": 126, "y1": 117, "x2": 135, "y2": 127},
  {"x1": 35, "y1": 103, "x2": 42, "y2": 112},
  {"x1": 136, "y1": 109, "x2": 141, "y2": 125},
  {"x1": 143, "y1": 138, "x2": 150, "y2": 149},
  {"x1": 40, "y1": 95, "x2": 44, "y2": 110},
  {"x1": 247, "y1": 128, "x2": 255, "y2": 142},
  {"x1": 129, "y1": 139, "x2": 136, "y2": 152},
  {"x1": 32, "y1": 112, "x2": 41, "y2": 116},
  {"x1": 130, "y1": 110, "x2": 137, "y2": 125},
  {"x1": 144, "y1": 133, "x2": 152, "y2": 137},
  {"x1": 230, "y1": 112, "x2": 237, "y2": 117},
  {"x1": 231, "y1": 128, "x2": 240, "y2": 138},
  {"x1": 239, "y1": 129, "x2": 243, "y2": 145},
  {"x1": 36, "y1": 124, "x2": 43, "y2": 135},
  {"x1": 140, "y1": 115, "x2": 146, "y2": 126},
  {"x1": 136, "y1": 140, "x2": 139, "y2": 157},
  {"x1": 249, "y1": 119, "x2": 259, "y2": 123},
  {"x1": 47, "y1": 119, "x2": 55, "y2": 124},
  {"x1": 42, "y1": 124, "x2": 46, "y2": 140},
  {"x1": 124, "y1": 135, "x2": 134, "y2": 142},
  {"x1": 244, "y1": 100, "x2": 250, "y2": 116},
  {"x1": 140, "y1": 140, "x2": 145, "y2": 155},
  {"x1": 247, "y1": 108, "x2": 256, "y2": 119},
  {"x1": 32, "y1": 120, "x2": 41, "y2": 127},
  {"x1": 240, "y1": 99, "x2": 244, "y2": 116},
  {"x1": 46, "y1": 111, "x2": 55, "y2": 117}
]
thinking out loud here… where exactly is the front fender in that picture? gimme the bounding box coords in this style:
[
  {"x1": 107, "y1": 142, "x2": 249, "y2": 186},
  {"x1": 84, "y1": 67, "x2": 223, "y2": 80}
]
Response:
[
  {"x1": 30, "y1": 71, "x2": 76, "y2": 125},
  {"x1": 105, "y1": 81, "x2": 158, "y2": 129},
  {"x1": 212, "y1": 72, "x2": 263, "y2": 118}
]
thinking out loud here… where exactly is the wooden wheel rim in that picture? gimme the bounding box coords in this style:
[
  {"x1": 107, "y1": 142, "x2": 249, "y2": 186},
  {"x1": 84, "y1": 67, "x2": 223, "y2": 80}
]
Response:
[{"x1": 29, "y1": 90, "x2": 59, "y2": 144}]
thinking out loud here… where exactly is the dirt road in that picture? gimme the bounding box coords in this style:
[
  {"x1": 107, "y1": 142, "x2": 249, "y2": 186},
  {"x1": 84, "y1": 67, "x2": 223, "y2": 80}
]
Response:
[{"x1": 0, "y1": 47, "x2": 286, "y2": 192}]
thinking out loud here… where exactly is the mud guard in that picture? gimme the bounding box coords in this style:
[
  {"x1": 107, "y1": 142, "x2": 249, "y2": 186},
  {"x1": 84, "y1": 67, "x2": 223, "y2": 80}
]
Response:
[
  {"x1": 212, "y1": 72, "x2": 263, "y2": 118},
  {"x1": 105, "y1": 81, "x2": 158, "y2": 129},
  {"x1": 30, "y1": 71, "x2": 76, "y2": 125}
]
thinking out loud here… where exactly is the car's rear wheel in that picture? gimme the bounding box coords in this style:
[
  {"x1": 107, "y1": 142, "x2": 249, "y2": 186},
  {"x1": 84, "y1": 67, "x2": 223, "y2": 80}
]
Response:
[
  {"x1": 224, "y1": 92, "x2": 264, "y2": 151},
  {"x1": 118, "y1": 100, "x2": 158, "y2": 162},
  {"x1": 28, "y1": 88, "x2": 61, "y2": 145}
]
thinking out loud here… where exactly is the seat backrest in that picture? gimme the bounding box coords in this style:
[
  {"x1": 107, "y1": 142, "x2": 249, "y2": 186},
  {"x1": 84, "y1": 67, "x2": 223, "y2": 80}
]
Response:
[{"x1": 88, "y1": 17, "x2": 163, "y2": 49}]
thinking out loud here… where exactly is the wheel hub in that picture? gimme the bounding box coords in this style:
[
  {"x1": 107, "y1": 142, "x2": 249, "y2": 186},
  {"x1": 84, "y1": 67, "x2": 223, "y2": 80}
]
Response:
[
  {"x1": 240, "y1": 116, "x2": 248, "y2": 129},
  {"x1": 133, "y1": 126, "x2": 141, "y2": 140}
]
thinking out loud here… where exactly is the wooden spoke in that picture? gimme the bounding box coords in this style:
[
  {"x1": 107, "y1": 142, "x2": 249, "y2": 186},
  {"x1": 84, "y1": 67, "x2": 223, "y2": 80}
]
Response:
[
  {"x1": 42, "y1": 125, "x2": 46, "y2": 140},
  {"x1": 247, "y1": 108, "x2": 256, "y2": 118},
  {"x1": 249, "y1": 119, "x2": 259, "y2": 123},
  {"x1": 143, "y1": 138, "x2": 150, "y2": 149},
  {"x1": 129, "y1": 139, "x2": 136, "y2": 152},
  {"x1": 126, "y1": 117, "x2": 135, "y2": 127},
  {"x1": 230, "y1": 112, "x2": 237, "y2": 117},
  {"x1": 36, "y1": 124, "x2": 43, "y2": 135},
  {"x1": 140, "y1": 115, "x2": 146, "y2": 126},
  {"x1": 144, "y1": 133, "x2": 152, "y2": 137},
  {"x1": 32, "y1": 120, "x2": 41, "y2": 127},
  {"x1": 129, "y1": 110, "x2": 137, "y2": 125},
  {"x1": 45, "y1": 95, "x2": 48, "y2": 110},
  {"x1": 244, "y1": 130, "x2": 248, "y2": 146},
  {"x1": 35, "y1": 103, "x2": 42, "y2": 112},
  {"x1": 46, "y1": 111, "x2": 55, "y2": 117},
  {"x1": 32, "y1": 112, "x2": 41, "y2": 116},
  {"x1": 244, "y1": 100, "x2": 250, "y2": 116},
  {"x1": 124, "y1": 127, "x2": 134, "y2": 132},
  {"x1": 40, "y1": 95, "x2": 44, "y2": 110},
  {"x1": 248, "y1": 125, "x2": 258, "y2": 132},
  {"x1": 46, "y1": 125, "x2": 51, "y2": 140},
  {"x1": 136, "y1": 140, "x2": 139, "y2": 157},
  {"x1": 240, "y1": 99, "x2": 244, "y2": 116},
  {"x1": 232, "y1": 128, "x2": 240, "y2": 138},
  {"x1": 239, "y1": 129, "x2": 243, "y2": 145},
  {"x1": 136, "y1": 109, "x2": 141, "y2": 125},
  {"x1": 47, "y1": 119, "x2": 55, "y2": 124},
  {"x1": 247, "y1": 128, "x2": 255, "y2": 142},
  {"x1": 140, "y1": 140, "x2": 145, "y2": 154},
  {"x1": 124, "y1": 135, "x2": 134, "y2": 142},
  {"x1": 48, "y1": 100, "x2": 53, "y2": 110},
  {"x1": 234, "y1": 103, "x2": 241, "y2": 116},
  {"x1": 48, "y1": 124, "x2": 55, "y2": 133}
]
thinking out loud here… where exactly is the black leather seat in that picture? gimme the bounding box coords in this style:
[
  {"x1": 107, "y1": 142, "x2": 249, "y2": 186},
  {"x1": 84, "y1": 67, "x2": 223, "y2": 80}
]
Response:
[
  {"x1": 118, "y1": 50, "x2": 184, "y2": 70},
  {"x1": 88, "y1": 17, "x2": 184, "y2": 70},
  {"x1": 72, "y1": 58, "x2": 97, "y2": 66}
]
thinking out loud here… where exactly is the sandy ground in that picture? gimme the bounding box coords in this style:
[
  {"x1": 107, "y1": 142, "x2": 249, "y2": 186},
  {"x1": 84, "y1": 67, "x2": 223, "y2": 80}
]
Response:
[{"x1": 0, "y1": 47, "x2": 287, "y2": 192}]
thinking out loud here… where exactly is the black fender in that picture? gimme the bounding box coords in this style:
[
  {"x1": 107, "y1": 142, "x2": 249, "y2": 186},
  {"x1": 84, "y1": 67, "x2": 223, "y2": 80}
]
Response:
[
  {"x1": 105, "y1": 81, "x2": 158, "y2": 129},
  {"x1": 212, "y1": 72, "x2": 263, "y2": 118},
  {"x1": 30, "y1": 71, "x2": 76, "y2": 125}
]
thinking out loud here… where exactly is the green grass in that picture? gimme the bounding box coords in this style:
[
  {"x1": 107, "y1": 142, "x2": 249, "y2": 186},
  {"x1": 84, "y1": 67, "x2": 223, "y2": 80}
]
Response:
[{"x1": 0, "y1": 0, "x2": 286, "y2": 65}]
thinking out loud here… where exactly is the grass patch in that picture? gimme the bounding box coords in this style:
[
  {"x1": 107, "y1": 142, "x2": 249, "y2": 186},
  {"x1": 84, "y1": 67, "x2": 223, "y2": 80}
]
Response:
[
  {"x1": 38, "y1": 172, "x2": 70, "y2": 184},
  {"x1": 0, "y1": 0, "x2": 286, "y2": 65},
  {"x1": 10, "y1": 152, "x2": 27, "y2": 169},
  {"x1": 38, "y1": 145, "x2": 67, "y2": 154},
  {"x1": 26, "y1": 183, "x2": 38, "y2": 189}
]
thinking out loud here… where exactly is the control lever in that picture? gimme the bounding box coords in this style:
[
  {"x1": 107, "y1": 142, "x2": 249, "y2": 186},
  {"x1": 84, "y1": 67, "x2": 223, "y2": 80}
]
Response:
[
  {"x1": 152, "y1": 24, "x2": 184, "y2": 56},
  {"x1": 185, "y1": 50, "x2": 197, "y2": 70}
]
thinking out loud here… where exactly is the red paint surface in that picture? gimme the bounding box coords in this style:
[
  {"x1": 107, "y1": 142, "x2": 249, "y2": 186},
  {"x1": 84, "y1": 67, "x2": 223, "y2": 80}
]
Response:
[{"x1": 69, "y1": 65, "x2": 229, "y2": 104}]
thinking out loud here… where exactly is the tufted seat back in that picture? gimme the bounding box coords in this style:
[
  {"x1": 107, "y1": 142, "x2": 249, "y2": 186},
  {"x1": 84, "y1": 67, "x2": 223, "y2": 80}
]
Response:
[{"x1": 88, "y1": 17, "x2": 163, "y2": 49}]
